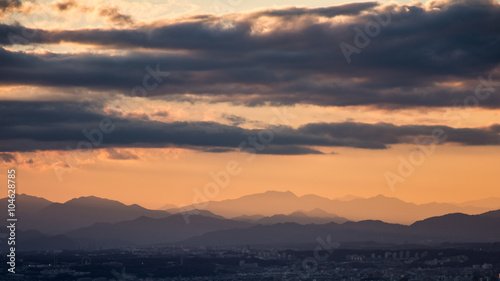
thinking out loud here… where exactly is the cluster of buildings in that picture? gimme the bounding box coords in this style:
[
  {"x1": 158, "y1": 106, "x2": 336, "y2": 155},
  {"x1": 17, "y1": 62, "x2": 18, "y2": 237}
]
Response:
[{"x1": 2, "y1": 246, "x2": 499, "y2": 281}]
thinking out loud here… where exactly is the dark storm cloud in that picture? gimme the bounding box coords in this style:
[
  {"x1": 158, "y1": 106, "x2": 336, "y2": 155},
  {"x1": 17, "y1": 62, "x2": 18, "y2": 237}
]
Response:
[
  {"x1": 1, "y1": 101, "x2": 499, "y2": 153},
  {"x1": 0, "y1": 1, "x2": 499, "y2": 108}
]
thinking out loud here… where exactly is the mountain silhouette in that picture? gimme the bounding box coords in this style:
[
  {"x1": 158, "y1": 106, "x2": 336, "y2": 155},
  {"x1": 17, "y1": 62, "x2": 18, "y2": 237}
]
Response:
[
  {"x1": 181, "y1": 209, "x2": 500, "y2": 247},
  {"x1": 252, "y1": 210, "x2": 348, "y2": 225},
  {"x1": 410, "y1": 212, "x2": 500, "y2": 241},
  {"x1": 457, "y1": 197, "x2": 500, "y2": 209},
  {"x1": 231, "y1": 214, "x2": 266, "y2": 223},
  {"x1": 177, "y1": 191, "x2": 489, "y2": 224},
  {"x1": 0, "y1": 195, "x2": 171, "y2": 234},
  {"x1": 67, "y1": 214, "x2": 252, "y2": 246},
  {"x1": 3, "y1": 193, "x2": 500, "y2": 251},
  {"x1": 0, "y1": 193, "x2": 53, "y2": 215}
]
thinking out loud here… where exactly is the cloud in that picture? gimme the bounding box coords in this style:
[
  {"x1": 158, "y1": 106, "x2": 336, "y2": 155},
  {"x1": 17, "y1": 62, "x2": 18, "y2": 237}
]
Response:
[
  {"x1": 199, "y1": 147, "x2": 237, "y2": 153},
  {"x1": 251, "y1": 145, "x2": 324, "y2": 155},
  {"x1": 153, "y1": 110, "x2": 169, "y2": 117},
  {"x1": 1, "y1": 101, "x2": 499, "y2": 154},
  {"x1": 105, "y1": 148, "x2": 139, "y2": 160},
  {"x1": 0, "y1": 153, "x2": 16, "y2": 163},
  {"x1": 221, "y1": 114, "x2": 246, "y2": 125},
  {"x1": 0, "y1": 1, "x2": 499, "y2": 108},
  {"x1": 55, "y1": 0, "x2": 76, "y2": 11},
  {"x1": 254, "y1": 2, "x2": 378, "y2": 18},
  {"x1": 0, "y1": 0, "x2": 21, "y2": 12},
  {"x1": 297, "y1": 122, "x2": 500, "y2": 147},
  {"x1": 425, "y1": 0, "x2": 496, "y2": 10},
  {"x1": 98, "y1": 6, "x2": 134, "y2": 26}
]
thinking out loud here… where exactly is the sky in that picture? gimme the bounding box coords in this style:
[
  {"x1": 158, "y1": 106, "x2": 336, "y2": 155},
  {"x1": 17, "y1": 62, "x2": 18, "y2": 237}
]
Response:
[{"x1": 0, "y1": 0, "x2": 499, "y2": 209}]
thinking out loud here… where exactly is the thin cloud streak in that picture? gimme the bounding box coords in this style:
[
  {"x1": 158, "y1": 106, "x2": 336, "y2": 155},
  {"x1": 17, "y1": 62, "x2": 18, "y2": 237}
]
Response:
[{"x1": 1, "y1": 101, "x2": 499, "y2": 154}]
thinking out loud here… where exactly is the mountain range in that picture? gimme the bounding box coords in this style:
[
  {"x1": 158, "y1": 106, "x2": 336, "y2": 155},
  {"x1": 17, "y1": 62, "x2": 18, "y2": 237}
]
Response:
[
  {"x1": 0, "y1": 194, "x2": 171, "y2": 234},
  {"x1": 183, "y1": 211, "x2": 500, "y2": 247},
  {"x1": 175, "y1": 191, "x2": 494, "y2": 224},
  {"x1": 2, "y1": 192, "x2": 500, "y2": 251},
  {"x1": 232, "y1": 209, "x2": 349, "y2": 225}
]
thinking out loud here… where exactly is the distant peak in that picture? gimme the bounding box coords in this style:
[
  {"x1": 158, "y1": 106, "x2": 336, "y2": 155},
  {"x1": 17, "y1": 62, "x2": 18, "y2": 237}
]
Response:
[
  {"x1": 308, "y1": 207, "x2": 327, "y2": 212},
  {"x1": 304, "y1": 208, "x2": 338, "y2": 218},
  {"x1": 288, "y1": 211, "x2": 308, "y2": 217},
  {"x1": 70, "y1": 195, "x2": 101, "y2": 201},
  {"x1": 240, "y1": 190, "x2": 298, "y2": 199},
  {"x1": 16, "y1": 193, "x2": 52, "y2": 202},
  {"x1": 369, "y1": 194, "x2": 398, "y2": 200},
  {"x1": 335, "y1": 194, "x2": 358, "y2": 201},
  {"x1": 159, "y1": 203, "x2": 178, "y2": 210},
  {"x1": 307, "y1": 208, "x2": 330, "y2": 214},
  {"x1": 65, "y1": 196, "x2": 124, "y2": 206},
  {"x1": 264, "y1": 190, "x2": 296, "y2": 195}
]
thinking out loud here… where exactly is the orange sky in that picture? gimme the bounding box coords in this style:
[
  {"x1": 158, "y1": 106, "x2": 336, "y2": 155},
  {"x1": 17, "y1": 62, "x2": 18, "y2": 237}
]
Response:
[
  {"x1": 1, "y1": 0, "x2": 500, "y2": 212},
  {"x1": 5, "y1": 143, "x2": 499, "y2": 209}
]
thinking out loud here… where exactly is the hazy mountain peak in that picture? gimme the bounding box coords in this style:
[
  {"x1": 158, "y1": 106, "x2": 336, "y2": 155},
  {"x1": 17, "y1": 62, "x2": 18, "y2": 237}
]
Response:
[
  {"x1": 262, "y1": 190, "x2": 297, "y2": 197},
  {"x1": 288, "y1": 211, "x2": 308, "y2": 217},
  {"x1": 305, "y1": 208, "x2": 335, "y2": 217},
  {"x1": 171, "y1": 191, "x2": 496, "y2": 225},
  {"x1": 158, "y1": 203, "x2": 178, "y2": 210},
  {"x1": 337, "y1": 194, "x2": 359, "y2": 201},
  {"x1": 16, "y1": 193, "x2": 53, "y2": 203},
  {"x1": 0, "y1": 193, "x2": 54, "y2": 214},
  {"x1": 458, "y1": 197, "x2": 500, "y2": 209},
  {"x1": 215, "y1": 190, "x2": 298, "y2": 204},
  {"x1": 299, "y1": 194, "x2": 328, "y2": 200},
  {"x1": 65, "y1": 196, "x2": 126, "y2": 207},
  {"x1": 366, "y1": 194, "x2": 406, "y2": 203}
]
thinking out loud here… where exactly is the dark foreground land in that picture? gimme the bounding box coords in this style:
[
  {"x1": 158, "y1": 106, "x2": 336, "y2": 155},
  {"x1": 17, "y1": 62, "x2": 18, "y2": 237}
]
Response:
[{"x1": 1, "y1": 244, "x2": 500, "y2": 280}]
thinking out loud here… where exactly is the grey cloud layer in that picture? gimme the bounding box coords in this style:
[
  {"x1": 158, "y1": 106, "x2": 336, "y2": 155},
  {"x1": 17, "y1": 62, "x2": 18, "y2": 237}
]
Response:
[
  {"x1": 0, "y1": 0, "x2": 21, "y2": 12},
  {"x1": 1, "y1": 1, "x2": 499, "y2": 108},
  {"x1": 1, "y1": 101, "x2": 499, "y2": 154}
]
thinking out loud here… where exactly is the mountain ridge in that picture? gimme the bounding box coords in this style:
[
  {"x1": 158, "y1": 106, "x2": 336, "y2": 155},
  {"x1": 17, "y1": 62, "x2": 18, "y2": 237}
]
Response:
[{"x1": 175, "y1": 191, "x2": 490, "y2": 224}]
